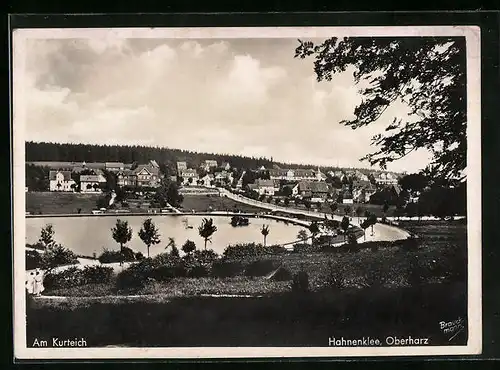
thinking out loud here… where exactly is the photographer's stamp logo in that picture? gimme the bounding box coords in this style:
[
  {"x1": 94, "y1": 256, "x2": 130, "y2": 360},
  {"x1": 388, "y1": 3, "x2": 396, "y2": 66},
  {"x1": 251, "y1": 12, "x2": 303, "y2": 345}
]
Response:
[{"x1": 439, "y1": 317, "x2": 465, "y2": 341}]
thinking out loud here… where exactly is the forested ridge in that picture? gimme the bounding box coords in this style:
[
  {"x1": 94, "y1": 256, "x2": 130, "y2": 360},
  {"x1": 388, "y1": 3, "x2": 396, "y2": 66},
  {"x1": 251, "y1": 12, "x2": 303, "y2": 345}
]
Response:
[{"x1": 25, "y1": 141, "x2": 371, "y2": 173}]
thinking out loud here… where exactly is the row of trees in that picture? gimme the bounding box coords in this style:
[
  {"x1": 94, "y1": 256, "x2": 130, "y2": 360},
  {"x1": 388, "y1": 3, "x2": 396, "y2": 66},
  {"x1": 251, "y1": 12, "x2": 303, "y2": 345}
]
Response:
[{"x1": 111, "y1": 217, "x2": 218, "y2": 259}]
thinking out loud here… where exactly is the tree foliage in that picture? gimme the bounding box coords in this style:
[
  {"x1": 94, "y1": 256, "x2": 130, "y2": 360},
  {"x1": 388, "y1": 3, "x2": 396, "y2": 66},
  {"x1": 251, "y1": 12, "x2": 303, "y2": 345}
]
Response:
[
  {"x1": 297, "y1": 229, "x2": 309, "y2": 242},
  {"x1": 153, "y1": 181, "x2": 184, "y2": 208},
  {"x1": 198, "y1": 218, "x2": 218, "y2": 250},
  {"x1": 40, "y1": 244, "x2": 79, "y2": 272},
  {"x1": 138, "y1": 218, "x2": 161, "y2": 258},
  {"x1": 399, "y1": 173, "x2": 430, "y2": 194},
  {"x1": 111, "y1": 219, "x2": 133, "y2": 254},
  {"x1": 295, "y1": 37, "x2": 466, "y2": 180},
  {"x1": 260, "y1": 225, "x2": 270, "y2": 246},
  {"x1": 39, "y1": 224, "x2": 55, "y2": 248},
  {"x1": 182, "y1": 240, "x2": 196, "y2": 255},
  {"x1": 25, "y1": 164, "x2": 50, "y2": 191}
]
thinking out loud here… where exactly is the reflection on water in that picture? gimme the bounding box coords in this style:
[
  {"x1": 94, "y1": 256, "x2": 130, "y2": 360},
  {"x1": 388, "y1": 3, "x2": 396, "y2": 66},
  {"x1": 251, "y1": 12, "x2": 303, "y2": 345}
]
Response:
[{"x1": 25, "y1": 215, "x2": 304, "y2": 257}]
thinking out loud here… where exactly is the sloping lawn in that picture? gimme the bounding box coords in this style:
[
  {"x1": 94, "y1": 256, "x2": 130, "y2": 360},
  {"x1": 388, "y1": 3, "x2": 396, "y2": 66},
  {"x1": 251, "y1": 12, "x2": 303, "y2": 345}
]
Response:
[{"x1": 26, "y1": 192, "x2": 101, "y2": 215}]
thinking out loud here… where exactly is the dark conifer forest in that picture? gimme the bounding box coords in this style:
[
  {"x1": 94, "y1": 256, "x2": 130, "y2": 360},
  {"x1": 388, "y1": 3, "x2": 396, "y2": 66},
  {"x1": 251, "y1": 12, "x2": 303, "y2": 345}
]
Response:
[{"x1": 25, "y1": 141, "x2": 354, "y2": 172}]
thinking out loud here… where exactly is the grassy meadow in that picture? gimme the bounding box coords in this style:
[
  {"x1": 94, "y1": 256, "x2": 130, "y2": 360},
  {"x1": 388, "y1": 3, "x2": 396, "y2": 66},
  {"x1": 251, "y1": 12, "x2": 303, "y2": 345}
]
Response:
[{"x1": 26, "y1": 192, "x2": 101, "y2": 215}]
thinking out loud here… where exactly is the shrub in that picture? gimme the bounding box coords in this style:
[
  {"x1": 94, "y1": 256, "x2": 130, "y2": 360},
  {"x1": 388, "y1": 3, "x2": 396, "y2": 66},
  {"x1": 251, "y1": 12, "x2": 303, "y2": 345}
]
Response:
[
  {"x1": 187, "y1": 265, "x2": 210, "y2": 278},
  {"x1": 324, "y1": 261, "x2": 345, "y2": 291},
  {"x1": 98, "y1": 247, "x2": 136, "y2": 264},
  {"x1": 244, "y1": 259, "x2": 279, "y2": 277},
  {"x1": 81, "y1": 265, "x2": 114, "y2": 284},
  {"x1": 121, "y1": 246, "x2": 136, "y2": 261},
  {"x1": 26, "y1": 250, "x2": 42, "y2": 270},
  {"x1": 211, "y1": 260, "x2": 245, "y2": 278},
  {"x1": 293, "y1": 243, "x2": 316, "y2": 254},
  {"x1": 192, "y1": 249, "x2": 219, "y2": 267},
  {"x1": 115, "y1": 260, "x2": 153, "y2": 290},
  {"x1": 40, "y1": 244, "x2": 79, "y2": 271},
  {"x1": 150, "y1": 253, "x2": 187, "y2": 280},
  {"x1": 151, "y1": 264, "x2": 187, "y2": 280},
  {"x1": 292, "y1": 270, "x2": 310, "y2": 293},
  {"x1": 223, "y1": 243, "x2": 287, "y2": 259},
  {"x1": 135, "y1": 252, "x2": 145, "y2": 260},
  {"x1": 181, "y1": 240, "x2": 196, "y2": 255},
  {"x1": 43, "y1": 267, "x2": 83, "y2": 290}
]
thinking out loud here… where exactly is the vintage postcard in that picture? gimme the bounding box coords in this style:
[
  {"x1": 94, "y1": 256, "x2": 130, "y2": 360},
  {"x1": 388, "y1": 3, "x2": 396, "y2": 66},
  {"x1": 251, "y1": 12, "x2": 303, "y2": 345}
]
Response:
[{"x1": 12, "y1": 25, "x2": 481, "y2": 360}]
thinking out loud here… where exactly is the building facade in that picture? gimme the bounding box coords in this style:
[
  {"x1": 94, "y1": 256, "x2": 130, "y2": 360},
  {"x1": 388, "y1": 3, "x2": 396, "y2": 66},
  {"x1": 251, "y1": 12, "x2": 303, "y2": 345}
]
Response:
[{"x1": 49, "y1": 170, "x2": 76, "y2": 192}]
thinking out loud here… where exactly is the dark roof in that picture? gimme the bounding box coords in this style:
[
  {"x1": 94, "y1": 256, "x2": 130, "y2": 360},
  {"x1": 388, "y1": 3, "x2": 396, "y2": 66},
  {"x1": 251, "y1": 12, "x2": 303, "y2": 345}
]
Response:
[
  {"x1": 392, "y1": 184, "x2": 402, "y2": 195},
  {"x1": 133, "y1": 164, "x2": 159, "y2": 176},
  {"x1": 80, "y1": 174, "x2": 105, "y2": 182},
  {"x1": 297, "y1": 181, "x2": 330, "y2": 193},
  {"x1": 353, "y1": 180, "x2": 371, "y2": 188},
  {"x1": 254, "y1": 179, "x2": 275, "y2": 187},
  {"x1": 117, "y1": 169, "x2": 134, "y2": 176}
]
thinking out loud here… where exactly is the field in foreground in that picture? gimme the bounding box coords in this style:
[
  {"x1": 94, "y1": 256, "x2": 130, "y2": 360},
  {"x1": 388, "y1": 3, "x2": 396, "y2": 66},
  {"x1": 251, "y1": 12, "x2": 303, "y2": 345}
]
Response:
[{"x1": 27, "y1": 282, "x2": 466, "y2": 347}]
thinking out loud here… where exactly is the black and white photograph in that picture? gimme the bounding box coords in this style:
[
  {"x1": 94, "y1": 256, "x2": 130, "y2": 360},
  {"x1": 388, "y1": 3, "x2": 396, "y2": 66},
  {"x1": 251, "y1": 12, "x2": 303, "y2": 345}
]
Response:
[{"x1": 12, "y1": 25, "x2": 481, "y2": 359}]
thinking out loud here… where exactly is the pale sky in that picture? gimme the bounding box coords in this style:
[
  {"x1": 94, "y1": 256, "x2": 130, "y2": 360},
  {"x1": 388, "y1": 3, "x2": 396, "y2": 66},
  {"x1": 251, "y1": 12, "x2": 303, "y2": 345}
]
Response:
[{"x1": 20, "y1": 36, "x2": 433, "y2": 172}]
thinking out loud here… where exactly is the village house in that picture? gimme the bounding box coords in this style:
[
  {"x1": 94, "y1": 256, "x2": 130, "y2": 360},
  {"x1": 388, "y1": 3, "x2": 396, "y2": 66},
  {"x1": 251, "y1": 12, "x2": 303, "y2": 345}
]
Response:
[
  {"x1": 374, "y1": 172, "x2": 399, "y2": 185},
  {"x1": 105, "y1": 162, "x2": 125, "y2": 172},
  {"x1": 201, "y1": 159, "x2": 218, "y2": 172},
  {"x1": 354, "y1": 170, "x2": 369, "y2": 182},
  {"x1": 80, "y1": 171, "x2": 107, "y2": 193},
  {"x1": 292, "y1": 181, "x2": 331, "y2": 202},
  {"x1": 341, "y1": 189, "x2": 354, "y2": 204},
  {"x1": 49, "y1": 170, "x2": 76, "y2": 192},
  {"x1": 177, "y1": 161, "x2": 188, "y2": 173},
  {"x1": 352, "y1": 182, "x2": 377, "y2": 203},
  {"x1": 200, "y1": 174, "x2": 215, "y2": 187},
  {"x1": 133, "y1": 163, "x2": 161, "y2": 188},
  {"x1": 214, "y1": 170, "x2": 234, "y2": 185},
  {"x1": 180, "y1": 168, "x2": 199, "y2": 185},
  {"x1": 249, "y1": 179, "x2": 278, "y2": 196},
  {"x1": 269, "y1": 168, "x2": 318, "y2": 182},
  {"x1": 116, "y1": 169, "x2": 136, "y2": 187}
]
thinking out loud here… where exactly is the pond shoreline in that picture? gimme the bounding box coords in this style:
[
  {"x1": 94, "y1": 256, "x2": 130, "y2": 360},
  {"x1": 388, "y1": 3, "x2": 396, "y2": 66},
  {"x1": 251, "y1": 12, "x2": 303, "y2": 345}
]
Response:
[{"x1": 26, "y1": 211, "x2": 313, "y2": 227}]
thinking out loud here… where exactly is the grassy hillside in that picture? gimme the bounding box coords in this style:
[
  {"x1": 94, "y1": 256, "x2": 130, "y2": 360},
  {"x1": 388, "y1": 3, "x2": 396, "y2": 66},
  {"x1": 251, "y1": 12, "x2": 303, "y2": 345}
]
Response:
[{"x1": 26, "y1": 192, "x2": 101, "y2": 215}]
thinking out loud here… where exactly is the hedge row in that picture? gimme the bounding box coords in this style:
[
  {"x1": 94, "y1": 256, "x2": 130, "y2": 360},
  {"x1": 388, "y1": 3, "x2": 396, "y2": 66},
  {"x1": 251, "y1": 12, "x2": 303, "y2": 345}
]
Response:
[
  {"x1": 43, "y1": 265, "x2": 114, "y2": 290},
  {"x1": 98, "y1": 247, "x2": 144, "y2": 264}
]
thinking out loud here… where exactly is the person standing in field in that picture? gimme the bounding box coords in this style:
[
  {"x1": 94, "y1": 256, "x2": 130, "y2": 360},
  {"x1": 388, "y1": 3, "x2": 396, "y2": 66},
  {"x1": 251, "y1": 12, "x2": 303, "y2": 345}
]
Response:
[
  {"x1": 33, "y1": 269, "x2": 45, "y2": 296},
  {"x1": 26, "y1": 271, "x2": 35, "y2": 295}
]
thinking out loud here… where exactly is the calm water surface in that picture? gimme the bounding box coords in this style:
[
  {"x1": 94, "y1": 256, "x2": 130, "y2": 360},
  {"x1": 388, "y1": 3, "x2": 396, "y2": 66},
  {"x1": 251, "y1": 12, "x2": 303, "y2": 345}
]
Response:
[{"x1": 26, "y1": 215, "x2": 304, "y2": 257}]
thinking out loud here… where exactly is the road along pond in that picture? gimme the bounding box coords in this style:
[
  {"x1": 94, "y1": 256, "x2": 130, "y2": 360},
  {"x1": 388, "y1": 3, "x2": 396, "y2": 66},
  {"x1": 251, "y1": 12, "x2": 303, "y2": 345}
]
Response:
[{"x1": 26, "y1": 214, "x2": 305, "y2": 257}]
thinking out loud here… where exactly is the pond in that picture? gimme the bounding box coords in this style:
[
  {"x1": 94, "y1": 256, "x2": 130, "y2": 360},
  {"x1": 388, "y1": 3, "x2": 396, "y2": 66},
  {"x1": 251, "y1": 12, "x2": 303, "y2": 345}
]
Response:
[{"x1": 25, "y1": 215, "x2": 305, "y2": 257}]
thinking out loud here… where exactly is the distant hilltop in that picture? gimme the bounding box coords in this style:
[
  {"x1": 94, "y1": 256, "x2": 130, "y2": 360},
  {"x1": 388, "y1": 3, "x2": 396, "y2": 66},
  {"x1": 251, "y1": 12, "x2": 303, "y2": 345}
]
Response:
[{"x1": 25, "y1": 141, "x2": 404, "y2": 177}]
